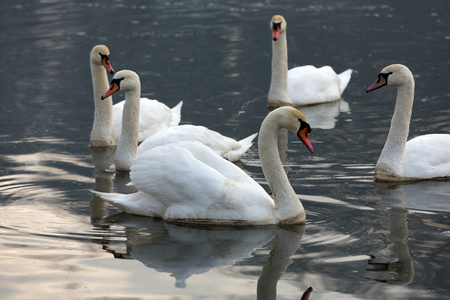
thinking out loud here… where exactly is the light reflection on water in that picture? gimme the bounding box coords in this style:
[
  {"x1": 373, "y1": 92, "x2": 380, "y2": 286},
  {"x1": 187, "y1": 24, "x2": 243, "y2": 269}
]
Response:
[{"x1": 0, "y1": 0, "x2": 449, "y2": 299}]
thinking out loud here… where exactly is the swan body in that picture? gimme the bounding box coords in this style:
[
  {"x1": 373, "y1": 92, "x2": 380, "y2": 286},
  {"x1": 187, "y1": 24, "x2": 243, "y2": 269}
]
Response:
[
  {"x1": 366, "y1": 64, "x2": 450, "y2": 181},
  {"x1": 136, "y1": 125, "x2": 257, "y2": 162},
  {"x1": 102, "y1": 70, "x2": 257, "y2": 171},
  {"x1": 93, "y1": 106, "x2": 314, "y2": 225},
  {"x1": 268, "y1": 15, "x2": 352, "y2": 107},
  {"x1": 89, "y1": 45, "x2": 182, "y2": 147}
]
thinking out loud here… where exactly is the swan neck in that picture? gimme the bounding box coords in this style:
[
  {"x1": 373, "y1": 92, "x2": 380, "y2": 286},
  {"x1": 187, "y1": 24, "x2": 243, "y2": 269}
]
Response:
[
  {"x1": 90, "y1": 61, "x2": 114, "y2": 145},
  {"x1": 258, "y1": 112, "x2": 305, "y2": 223},
  {"x1": 115, "y1": 87, "x2": 140, "y2": 171},
  {"x1": 377, "y1": 80, "x2": 415, "y2": 175},
  {"x1": 268, "y1": 31, "x2": 290, "y2": 104}
]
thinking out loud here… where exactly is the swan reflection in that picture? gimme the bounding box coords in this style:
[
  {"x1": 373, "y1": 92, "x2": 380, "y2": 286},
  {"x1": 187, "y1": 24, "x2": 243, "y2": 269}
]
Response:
[
  {"x1": 375, "y1": 181, "x2": 450, "y2": 213},
  {"x1": 269, "y1": 99, "x2": 350, "y2": 130},
  {"x1": 365, "y1": 206, "x2": 414, "y2": 285},
  {"x1": 90, "y1": 146, "x2": 115, "y2": 224},
  {"x1": 100, "y1": 213, "x2": 310, "y2": 298},
  {"x1": 363, "y1": 182, "x2": 441, "y2": 284},
  {"x1": 366, "y1": 181, "x2": 450, "y2": 284},
  {"x1": 294, "y1": 99, "x2": 350, "y2": 130}
]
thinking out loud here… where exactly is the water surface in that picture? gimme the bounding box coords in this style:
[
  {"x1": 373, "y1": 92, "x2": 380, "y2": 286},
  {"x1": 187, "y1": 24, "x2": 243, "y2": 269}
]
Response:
[{"x1": 0, "y1": 0, "x2": 449, "y2": 299}]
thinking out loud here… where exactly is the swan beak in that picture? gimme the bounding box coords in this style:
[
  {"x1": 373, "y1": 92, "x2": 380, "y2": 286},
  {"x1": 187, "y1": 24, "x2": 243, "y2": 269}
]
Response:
[
  {"x1": 102, "y1": 56, "x2": 115, "y2": 75},
  {"x1": 101, "y1": 82, "x2": 119, "y2": 100},
  {"x1": 366, "y1": 74, "x2": 387, "y2": 92},
  {"x1": 301, "y1": 286, "x2": 313, "y2": 300},
  {"x1": 272, "y1": 23, "x2": 281, "y2": 41},
  {"x1": 272, "y1": 29, "x2": 280, "y2": 41},
  {"x1": 298, "y1": 127, "x2": 314, "y2": 153}
]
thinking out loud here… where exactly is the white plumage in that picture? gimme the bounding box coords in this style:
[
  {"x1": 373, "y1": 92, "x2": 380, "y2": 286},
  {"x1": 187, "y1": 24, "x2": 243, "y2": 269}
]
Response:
[
  {"x1": 112, "y1": 99, "x2": 182, "y2": 144},
  {"x1": 367, "y1": 64, "x2": 450, "y2": 181},
  {"x1": 102, "y1": 70, "x2": 257, "y2": 171},
  {"x1": 401, "y1": 134, "x2": 450, "y2": 179},
  {"x1": 287, "y1": 66, "x2": 353, "y2": 105},
  {"x1": 268, "y1": 15, "x2": 352, "y2": 107},
  {"x1": 137, "y1": 125, "x2": 257, "y2": 162},
  {"x1": 93, "y1": 106, "x2": 315, "y2": 225},
  {"x1": 89, "y1": 45, "x2": 182, "y2": 147}
]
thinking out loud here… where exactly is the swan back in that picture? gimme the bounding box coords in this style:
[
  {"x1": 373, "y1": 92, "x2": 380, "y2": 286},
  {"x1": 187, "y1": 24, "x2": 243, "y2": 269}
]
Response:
[
  {"x1": 131, "y1": 142, "x2": 273, "y2": 223},
  {"x1": 136, "y1": 124, "x2": 257, "y2": 162}
]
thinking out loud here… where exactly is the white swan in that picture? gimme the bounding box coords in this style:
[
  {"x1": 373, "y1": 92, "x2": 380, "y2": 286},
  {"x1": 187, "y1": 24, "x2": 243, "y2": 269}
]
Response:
[
  {"x1": 366, "y1": 64, "x2": 450, "y2": 181},
  {"x1": 102, "y1": 70, "x2": 257, "y2": 171},
  {"x1": 89, "y1": 45, "x2": 182, "y2": 147},
  {"x1": 268, "y1": 15, "x2": 352, "y2": 107},
  {"x1": 93, "y1": 105, "x2": 314, "y2": 225}
]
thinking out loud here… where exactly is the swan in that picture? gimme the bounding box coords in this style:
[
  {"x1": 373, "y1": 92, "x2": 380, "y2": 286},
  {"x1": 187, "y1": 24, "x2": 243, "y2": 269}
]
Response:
[
  {"x1": 93, "y1": 106, "x2": 314, "y2": 225},
  {"x1": 101, "y1": 70, "x2": 258, "y2": 171},
  {"x1": 366, "y1": 64, "x2": 450, "y2": 181},
  {"x1": 268, "y1": 15, "x2": 353, "y2": 107},
  {"x1": 89, "y1": 45, "x2": 182, "y2": 147}
]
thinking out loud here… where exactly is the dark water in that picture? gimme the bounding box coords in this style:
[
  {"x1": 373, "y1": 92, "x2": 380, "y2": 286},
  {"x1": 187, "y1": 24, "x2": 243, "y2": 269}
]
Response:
[{"x1": 0, "y1": 0, "x2": 449, "y2": 299}]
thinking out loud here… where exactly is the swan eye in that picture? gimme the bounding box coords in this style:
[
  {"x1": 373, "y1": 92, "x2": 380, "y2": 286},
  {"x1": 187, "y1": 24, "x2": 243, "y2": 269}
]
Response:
[
  {"x1": 298, "y1": 118, "x2": 311, "y2": 133},
  {"x1": 110, "y1": 78, "x2": 124, "y2": 88},
  {"x1": 99, "y1": 53, "x2": 109, "y2": 61},
  {"x1": 378, "y1": 72, "x2": 393, "y2": 83},
  {"x1": 273, "y1": 22, "x2": 281, "y2": 31}
]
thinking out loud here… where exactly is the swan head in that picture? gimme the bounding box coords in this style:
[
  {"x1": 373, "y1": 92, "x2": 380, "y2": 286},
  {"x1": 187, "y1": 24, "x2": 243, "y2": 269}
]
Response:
[
  {"x1": 272, "y1": 107, "x2": 314, "y2": 153},
  {"x1": 101, "y1": 70, "x2": 140, "y2": 100},
  {"x1": 270, "y1": 15, "x2": 287, "y2": 41},
  {"x1": 366, "y1": 64, "x2": 413, "y2": 92},
  {"x1": 293, "y1": 110, "x2": 313, "y2": 153},
  {"x1": 90, "y1": 45, "x2": 114, "y2": 74}
]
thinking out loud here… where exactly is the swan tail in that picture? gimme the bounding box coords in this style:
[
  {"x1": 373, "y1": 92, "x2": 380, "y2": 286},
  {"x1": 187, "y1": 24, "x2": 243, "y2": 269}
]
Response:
[
  {"x1": 338, "y1": 69, "x2": 353, "y2": 94},
  {"x1": 224, "y1": 132, "x2": 258, "y2": 162},
  {"x1": 170, "y1": 101, "x2": 183, "y2": 127},
  {"x1": 91, "y1": 190, "x2": 165, "y2": 218}
]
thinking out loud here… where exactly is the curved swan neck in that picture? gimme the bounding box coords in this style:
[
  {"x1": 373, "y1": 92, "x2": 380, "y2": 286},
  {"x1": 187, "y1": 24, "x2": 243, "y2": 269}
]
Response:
[
  {"x1": 90, "y1": 61, "x2": 114, "y2": 146},
  {"x1": 115, "y1": 86, "x2": 141, "y2": 171},
  {"x1": 377, "y1": 77, "x2": 415, "y2": 175},
  {"x1": 258, "y1": 110, "x2": 305, "y2": 222},
  {"x1": 268, "y1": 31, "x2": 291, "y2": 104}
]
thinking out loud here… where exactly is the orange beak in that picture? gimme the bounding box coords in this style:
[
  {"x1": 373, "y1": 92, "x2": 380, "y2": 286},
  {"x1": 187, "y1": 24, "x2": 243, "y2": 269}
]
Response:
[
  {"x1": 102, "y1": 56, "x2": 115, "y2": 75},
  {"x1": 366, "y1": 75, "x2": 387, "y2": 92},
  {"x1": 298, "y1": 127, "x2": 314, "y2": 153},
  {"x1": 101, "y1": 81, "x2": 120, "y2": 100},
  {"x1": 272, "y1": 27, "x2": 280, "y2": 41}
]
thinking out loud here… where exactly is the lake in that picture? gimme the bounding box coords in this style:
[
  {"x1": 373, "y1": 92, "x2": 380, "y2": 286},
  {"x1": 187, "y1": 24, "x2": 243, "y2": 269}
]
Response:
[{"x1": 0, "y1": 0, "x2": 449, "y2": 299}]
